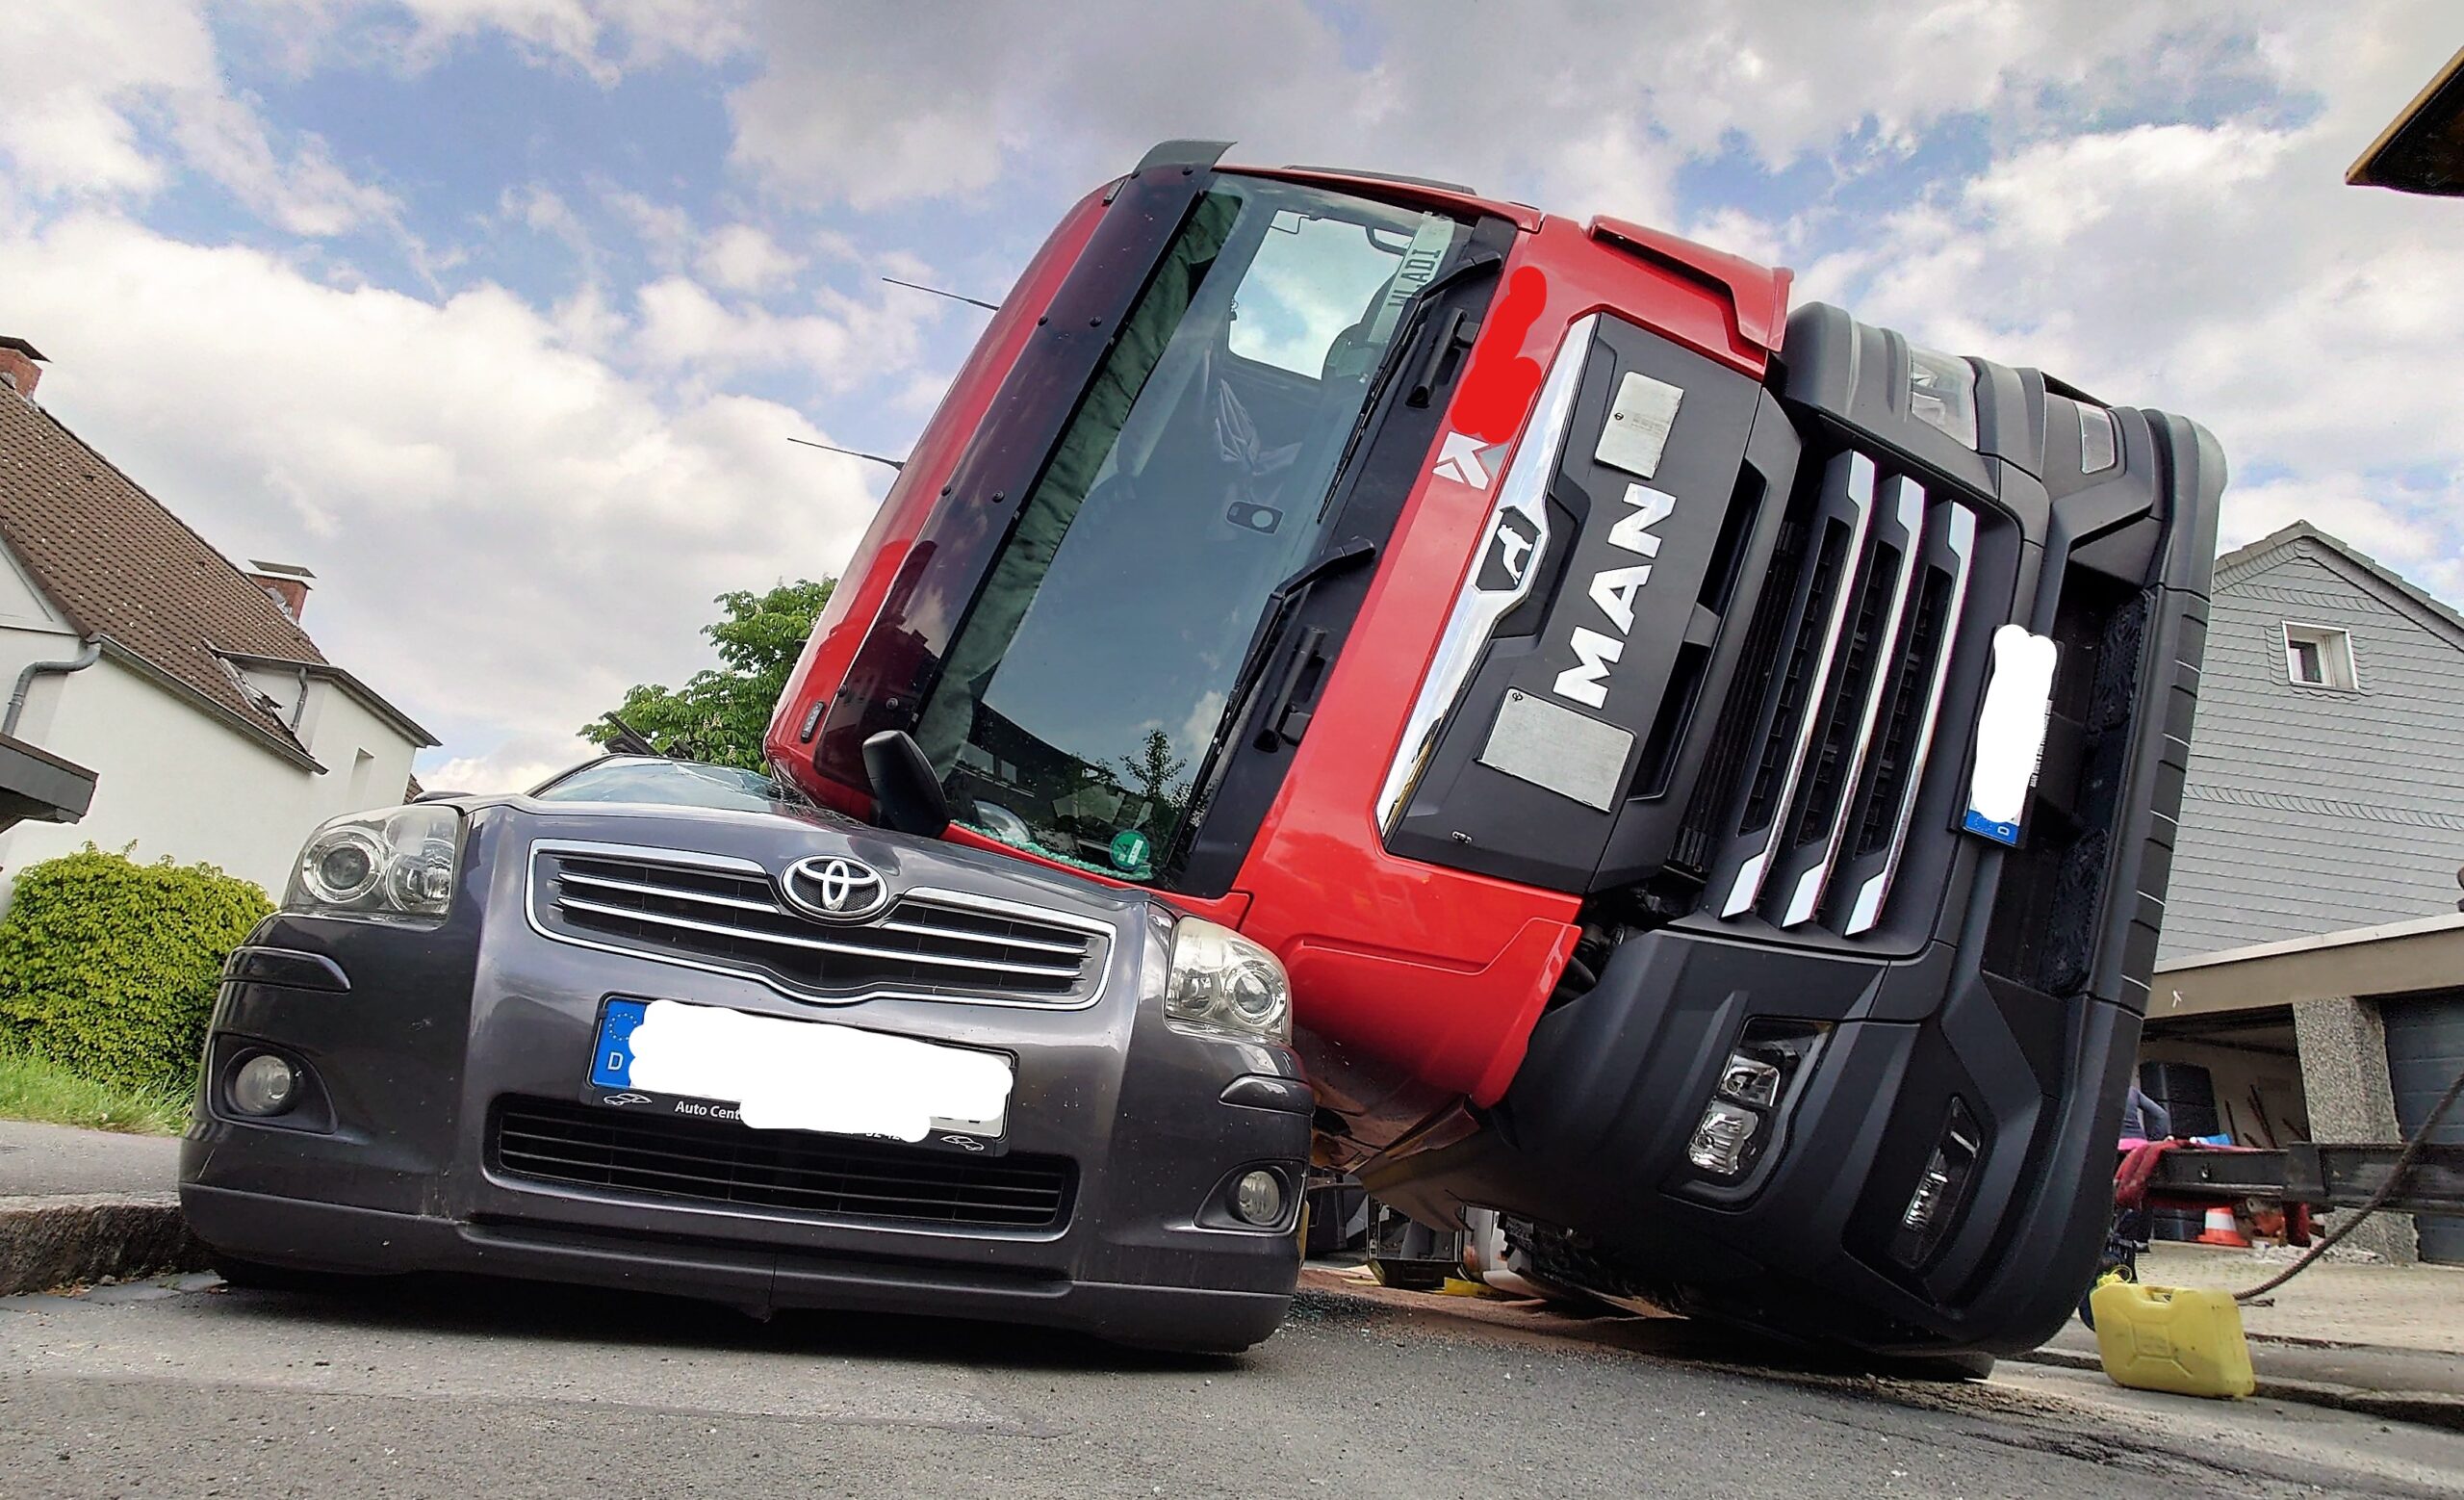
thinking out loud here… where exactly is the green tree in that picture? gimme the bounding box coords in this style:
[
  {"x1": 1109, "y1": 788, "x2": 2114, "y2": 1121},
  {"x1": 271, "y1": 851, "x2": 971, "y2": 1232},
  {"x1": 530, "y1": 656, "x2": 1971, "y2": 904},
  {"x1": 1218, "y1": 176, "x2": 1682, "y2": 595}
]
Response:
[
  {"x1": 582, "y1": 579, "x2": 834, "y2": 769},
  {"x1": 1117, "y1": 728, "x2": 1190, "y2": 817}
]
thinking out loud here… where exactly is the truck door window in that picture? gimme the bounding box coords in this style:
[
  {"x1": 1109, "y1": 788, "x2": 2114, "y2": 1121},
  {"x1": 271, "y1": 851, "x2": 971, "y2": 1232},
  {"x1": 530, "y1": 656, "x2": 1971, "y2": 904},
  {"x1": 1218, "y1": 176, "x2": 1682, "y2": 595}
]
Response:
[{"x1": 913, "y1": 179, "x2": 1464, "y2": 883}]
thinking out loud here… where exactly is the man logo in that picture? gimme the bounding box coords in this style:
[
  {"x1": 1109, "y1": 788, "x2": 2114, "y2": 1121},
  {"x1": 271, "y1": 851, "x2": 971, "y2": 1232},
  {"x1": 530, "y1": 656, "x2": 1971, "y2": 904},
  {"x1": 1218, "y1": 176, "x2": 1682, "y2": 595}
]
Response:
[
  {"x1": 1476, "y1": 509, "x2": 1542, "y2": 592},
  {"x1": 781, "y1": 855, "x2": 890, "y2": 921},
  {"x1": 1553, "y1": 481, "x2": 1678, "y2": 709}
]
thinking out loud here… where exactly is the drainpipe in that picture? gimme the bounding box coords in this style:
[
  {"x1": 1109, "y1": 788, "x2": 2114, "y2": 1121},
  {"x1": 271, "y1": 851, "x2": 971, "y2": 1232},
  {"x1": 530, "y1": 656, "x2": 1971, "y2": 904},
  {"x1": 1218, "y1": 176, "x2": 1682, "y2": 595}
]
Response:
[{"x1": 5, "y1": 636, "x2": 101, "y2": 737}]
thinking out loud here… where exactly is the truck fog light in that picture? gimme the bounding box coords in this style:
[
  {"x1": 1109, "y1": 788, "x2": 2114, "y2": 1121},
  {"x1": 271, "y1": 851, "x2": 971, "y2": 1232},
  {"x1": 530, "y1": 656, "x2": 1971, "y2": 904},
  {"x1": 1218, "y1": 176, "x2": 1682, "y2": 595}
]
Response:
[
  {"x1": 1718, "y1": 1052, "x2": 1783, "y2": 1108},
  {"x1": 1686, "y1": 1102, "x2": 1758, "y2": 1176},
  {"x1": 1232, "y1": 1169, "x2": 1286, "y2": 1227},
  {"x1": 230, "y1": 1053, "x2": 299, "y2": 1117},
  {"x1": 1891, "y1": 1101, "x2": 1983, "y2": 1267}
]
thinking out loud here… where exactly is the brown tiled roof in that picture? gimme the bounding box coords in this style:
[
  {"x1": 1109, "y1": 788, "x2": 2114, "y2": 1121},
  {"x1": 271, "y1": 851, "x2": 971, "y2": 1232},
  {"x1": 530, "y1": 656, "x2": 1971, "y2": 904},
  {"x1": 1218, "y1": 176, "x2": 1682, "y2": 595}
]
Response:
[{"x1": 0, "y1": 386, "x2": 341, "y2": 765}]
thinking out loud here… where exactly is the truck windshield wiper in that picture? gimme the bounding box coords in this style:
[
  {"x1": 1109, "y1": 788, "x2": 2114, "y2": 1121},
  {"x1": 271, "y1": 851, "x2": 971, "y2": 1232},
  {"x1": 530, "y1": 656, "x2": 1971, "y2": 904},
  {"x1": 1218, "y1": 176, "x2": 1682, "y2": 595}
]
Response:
[
  {"x1": 1319, "y1": 248, "x2": 1502, "y2": 525},
  {"x1": 1214, "y1": 537, "x2": 1379, "y2": 755},
  {"x1": 1161, "y1": 537, "x2": 1379, "y2": 877}
]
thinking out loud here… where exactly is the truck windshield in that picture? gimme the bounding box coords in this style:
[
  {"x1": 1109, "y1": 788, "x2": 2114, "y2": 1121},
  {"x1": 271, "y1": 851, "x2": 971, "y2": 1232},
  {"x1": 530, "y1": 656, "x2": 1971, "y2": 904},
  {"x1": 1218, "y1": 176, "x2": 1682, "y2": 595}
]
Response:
[{"x1": 914, "y1": 178, "x2": 1463, "y2": 882}]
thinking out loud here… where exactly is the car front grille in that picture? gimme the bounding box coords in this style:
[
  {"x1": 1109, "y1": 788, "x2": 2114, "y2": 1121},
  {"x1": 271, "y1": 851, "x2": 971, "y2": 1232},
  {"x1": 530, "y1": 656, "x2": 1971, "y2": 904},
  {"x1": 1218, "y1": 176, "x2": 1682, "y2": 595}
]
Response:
[
  {"x1": 1683, "y1": 447, "x2": 1987, "y2": 938},
  {"x1": 530, "y1": 846, "x2": 1107, "y2": 1003},
  {"x1": 491, "y1": 1097, "x2": 1074, "y2": 1230}
]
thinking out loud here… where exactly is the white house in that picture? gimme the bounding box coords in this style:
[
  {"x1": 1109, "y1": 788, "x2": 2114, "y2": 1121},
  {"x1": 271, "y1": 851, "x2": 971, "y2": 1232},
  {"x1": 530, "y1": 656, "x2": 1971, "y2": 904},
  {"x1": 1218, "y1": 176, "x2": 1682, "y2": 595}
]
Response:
[{"x1": 0, "y1": 337, "x2": 436, "y2": 898}]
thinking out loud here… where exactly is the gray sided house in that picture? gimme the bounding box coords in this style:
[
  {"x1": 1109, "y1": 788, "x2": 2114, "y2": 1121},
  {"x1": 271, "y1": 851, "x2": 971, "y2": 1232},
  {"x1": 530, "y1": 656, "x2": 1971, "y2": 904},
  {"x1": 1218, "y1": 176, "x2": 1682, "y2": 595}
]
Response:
[
  {"x1": 2144, "y1": 521, "x2": 2464, "y2": 1263},
  {"x1": 2162, "y1": 521, "x2": 2464, "y2": 962}
]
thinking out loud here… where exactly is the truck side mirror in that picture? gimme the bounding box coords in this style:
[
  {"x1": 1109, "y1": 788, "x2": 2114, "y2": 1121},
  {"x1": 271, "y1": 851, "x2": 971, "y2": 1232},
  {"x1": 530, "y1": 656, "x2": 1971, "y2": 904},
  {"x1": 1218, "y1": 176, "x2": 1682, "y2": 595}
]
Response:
[{"x1": 862, "y1": 730, "x2": 950, "y2": 837}]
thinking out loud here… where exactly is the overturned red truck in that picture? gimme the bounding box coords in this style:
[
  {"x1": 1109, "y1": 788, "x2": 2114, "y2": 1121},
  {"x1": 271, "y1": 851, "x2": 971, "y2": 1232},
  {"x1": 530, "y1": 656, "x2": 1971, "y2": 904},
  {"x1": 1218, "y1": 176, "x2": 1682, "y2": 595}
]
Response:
[{"x1": 766, "y1": 141, "x2": 2222, "y2": 1357}]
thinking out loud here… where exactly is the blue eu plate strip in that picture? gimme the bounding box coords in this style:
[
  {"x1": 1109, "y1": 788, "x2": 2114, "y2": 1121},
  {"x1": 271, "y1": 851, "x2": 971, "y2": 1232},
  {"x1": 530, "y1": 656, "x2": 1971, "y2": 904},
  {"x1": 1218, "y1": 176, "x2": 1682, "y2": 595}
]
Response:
[
  {"x1": 589, "y1": 998, "x2": 650, "y2": 1088},
  {"x1": 1961, "y1": 809, "x2": 2023, "y2": 847}
]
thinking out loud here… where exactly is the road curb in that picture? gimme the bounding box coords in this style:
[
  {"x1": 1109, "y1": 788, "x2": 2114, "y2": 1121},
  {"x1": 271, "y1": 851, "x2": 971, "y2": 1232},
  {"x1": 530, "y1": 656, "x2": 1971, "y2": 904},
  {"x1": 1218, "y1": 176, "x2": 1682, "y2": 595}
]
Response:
[
  {"x1": 2010, "y1": 1344, "x2": 2464, "y2": 1434},
  {"x1": 0, "y1": 1195, "x2": 210, "y2": 1297}
]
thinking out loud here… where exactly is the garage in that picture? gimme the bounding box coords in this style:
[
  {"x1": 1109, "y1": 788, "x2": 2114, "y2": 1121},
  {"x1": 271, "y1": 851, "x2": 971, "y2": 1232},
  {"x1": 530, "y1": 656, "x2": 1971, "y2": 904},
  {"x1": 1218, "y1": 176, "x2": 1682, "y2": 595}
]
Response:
[{"x1": 2383, "y1": 986, "x2": 2464, "y2": 1264}]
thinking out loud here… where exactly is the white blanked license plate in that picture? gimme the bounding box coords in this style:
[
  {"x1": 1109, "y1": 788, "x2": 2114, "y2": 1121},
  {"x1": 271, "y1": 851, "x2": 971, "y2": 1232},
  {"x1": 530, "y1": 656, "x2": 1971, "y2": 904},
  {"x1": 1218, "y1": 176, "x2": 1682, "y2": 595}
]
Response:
[{"x1": 583, "y1": 997, "x2": 1013, "y2": 1155}]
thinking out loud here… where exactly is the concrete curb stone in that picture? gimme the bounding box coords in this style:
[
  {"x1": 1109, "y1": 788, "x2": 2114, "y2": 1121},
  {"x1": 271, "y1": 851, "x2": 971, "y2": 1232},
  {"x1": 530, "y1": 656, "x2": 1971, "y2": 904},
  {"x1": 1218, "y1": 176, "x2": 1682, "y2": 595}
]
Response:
[
  {"x1": 2009, "y1": 1343, "x2": 2464, "y2": 1434},
  {"x1": 0, "y1": 1194, "x2": 211, "y2": 1297}
]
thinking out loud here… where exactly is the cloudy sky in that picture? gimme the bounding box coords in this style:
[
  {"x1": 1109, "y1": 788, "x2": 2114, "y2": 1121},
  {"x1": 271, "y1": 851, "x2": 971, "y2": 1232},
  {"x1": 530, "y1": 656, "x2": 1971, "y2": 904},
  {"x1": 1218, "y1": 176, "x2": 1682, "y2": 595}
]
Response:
[{"x1": 2, "y1": 2, "x2": 2457, "y2": 790}]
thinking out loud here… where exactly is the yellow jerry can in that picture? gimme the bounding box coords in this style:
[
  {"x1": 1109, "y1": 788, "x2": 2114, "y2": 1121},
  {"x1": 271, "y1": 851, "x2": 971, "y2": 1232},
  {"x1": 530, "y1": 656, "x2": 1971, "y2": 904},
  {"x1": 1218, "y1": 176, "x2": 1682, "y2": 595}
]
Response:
[{"x1": 2089, "y1": 1280, "x2": 2256, "y2": 1399}]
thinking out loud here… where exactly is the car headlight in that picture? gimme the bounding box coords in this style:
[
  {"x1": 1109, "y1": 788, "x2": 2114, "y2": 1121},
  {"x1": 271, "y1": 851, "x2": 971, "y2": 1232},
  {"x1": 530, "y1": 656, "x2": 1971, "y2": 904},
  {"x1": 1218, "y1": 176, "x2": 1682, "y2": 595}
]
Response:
[
  {"x1": 1163, "y1": 916, "x2": 1291, "y2": 1044},
  {"x1": 285, "y1": 804, "x2": 461, "y2": 924}
]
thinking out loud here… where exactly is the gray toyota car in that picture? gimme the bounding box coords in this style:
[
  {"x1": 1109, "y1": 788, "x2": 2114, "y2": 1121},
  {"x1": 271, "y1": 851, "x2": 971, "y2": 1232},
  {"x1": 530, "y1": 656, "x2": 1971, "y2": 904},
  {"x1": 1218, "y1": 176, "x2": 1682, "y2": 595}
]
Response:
[{"x1": 178, "y1": 756, "x2": 1311, "y2": 1352}]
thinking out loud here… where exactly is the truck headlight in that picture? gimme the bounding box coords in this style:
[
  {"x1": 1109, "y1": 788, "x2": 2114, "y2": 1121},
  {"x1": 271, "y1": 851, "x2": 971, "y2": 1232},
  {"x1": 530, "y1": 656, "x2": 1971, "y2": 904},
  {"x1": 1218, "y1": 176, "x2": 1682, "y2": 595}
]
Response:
[
  {"x1": 285, "y1": 804, "x2": 461, "y2": 924},
  {"x1": 1163, "y1": 917, "x2": 1292, "y2": 1044},
  {"x1": 1906, "y1": 344, "x2": 1979, "y2": 449}
]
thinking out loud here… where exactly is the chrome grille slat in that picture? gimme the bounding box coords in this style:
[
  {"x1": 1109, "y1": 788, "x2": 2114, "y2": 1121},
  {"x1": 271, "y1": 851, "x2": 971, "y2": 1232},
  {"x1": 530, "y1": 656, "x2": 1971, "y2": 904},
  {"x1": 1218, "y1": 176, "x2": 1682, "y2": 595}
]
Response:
[
  {"x1": 1845, "y1": 504, "x2": 1977, "y2": 935},
  {"x1": 551, "y1": 895, "x2": 1090, "y2": 978},
  {"x1": 527, "y1": 843, "x2": 1106, "y2": 1005},
  {"x1": 1779, "y1": 474, "x2": 1925, "y2": 926},
  {"x1": 878, "y1": 915, "x2": 1091, "y2": 957},
  {"x1": 556, "y1": 867, "x2": 787, "y2": 916},
  {"x1": 1722, "y1": 453, "x2": 1879, "y2": 918}
]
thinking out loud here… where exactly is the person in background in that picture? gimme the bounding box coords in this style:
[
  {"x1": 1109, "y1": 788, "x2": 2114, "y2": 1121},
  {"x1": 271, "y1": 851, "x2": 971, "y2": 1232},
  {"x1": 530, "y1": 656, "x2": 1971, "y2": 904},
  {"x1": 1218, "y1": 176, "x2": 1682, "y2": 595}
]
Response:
[
  {"x1": 2085, "y1": 1078, "x2": 2177, "y2": 1328},
  {"x1": 2119, "y1": 1079, "x2": 2173, "y2": 1144}
]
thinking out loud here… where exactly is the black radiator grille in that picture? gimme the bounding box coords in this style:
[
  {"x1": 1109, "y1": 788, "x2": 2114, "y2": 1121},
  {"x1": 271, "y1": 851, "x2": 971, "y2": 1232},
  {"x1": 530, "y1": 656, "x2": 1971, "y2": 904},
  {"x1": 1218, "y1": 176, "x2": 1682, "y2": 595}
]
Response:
[
  {"x1": 492, "y1": 1097, "x2": 1073, "y2": 1229},
  {"x1": 1693, "y1": 448, "x2": 1985, "y2": 938},
  {"x1": 1853, "y1": 567, "x2": 1956, "y2": 860},
  {"x1": 1793, "y1": 541, "x2": 1901, "y2": 850},
  {"x1": 1672, "y1": 520, "x2": 1806, "y2": 876},
  {"x1": 1742, "y1": 517, "x2": 1852, "y2": 833}
]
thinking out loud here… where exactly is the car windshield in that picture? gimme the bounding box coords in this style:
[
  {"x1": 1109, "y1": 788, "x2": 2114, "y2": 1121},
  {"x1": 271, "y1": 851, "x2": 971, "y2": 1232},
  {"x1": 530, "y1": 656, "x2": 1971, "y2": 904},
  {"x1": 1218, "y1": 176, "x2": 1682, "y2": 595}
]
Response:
[
  {"x1": 531, "y1": 758, "x2": 787, "y2": 813},
  {"x1": 913, "y1": 178, "x2": 1463, "y2": 882}
]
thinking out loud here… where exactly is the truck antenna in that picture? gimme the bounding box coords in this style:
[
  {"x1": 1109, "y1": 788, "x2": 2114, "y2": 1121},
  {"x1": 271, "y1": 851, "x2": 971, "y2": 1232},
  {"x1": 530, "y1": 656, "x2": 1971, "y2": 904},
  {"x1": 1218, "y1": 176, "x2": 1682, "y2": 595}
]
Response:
[
  {"x1": 881, "y1": 275, "x2": 998, "y2": 312},
  {"x1": 785, "y1": 436, "x2": 905, "y2": 472}
]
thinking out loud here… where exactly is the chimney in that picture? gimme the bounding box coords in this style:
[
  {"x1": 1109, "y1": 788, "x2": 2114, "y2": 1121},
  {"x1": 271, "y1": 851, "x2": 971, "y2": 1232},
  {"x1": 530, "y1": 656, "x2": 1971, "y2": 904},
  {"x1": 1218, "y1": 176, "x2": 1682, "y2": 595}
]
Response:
[
  {"x1": 246, "y1": 559, "x2": 316, "y2": 622},
  {"x1": 0, "y1": 337, "x2": 45, "y2": 398}
]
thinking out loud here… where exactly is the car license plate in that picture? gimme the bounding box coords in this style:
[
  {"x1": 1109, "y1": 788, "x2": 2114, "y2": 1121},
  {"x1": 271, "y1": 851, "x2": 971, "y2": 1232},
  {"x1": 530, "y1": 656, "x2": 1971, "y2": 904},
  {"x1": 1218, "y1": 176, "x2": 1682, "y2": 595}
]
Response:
[{"x1": 582, "y1": 997, "x2": 1012, "y2": 1155}]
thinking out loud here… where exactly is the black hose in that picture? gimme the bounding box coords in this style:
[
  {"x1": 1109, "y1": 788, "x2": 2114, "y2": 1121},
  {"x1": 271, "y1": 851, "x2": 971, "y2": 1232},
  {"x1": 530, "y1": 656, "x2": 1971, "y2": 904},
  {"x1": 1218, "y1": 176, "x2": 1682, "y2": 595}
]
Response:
[{"x1": 2233, "y1": 1064, "x2": 2464, "y2": 1303}]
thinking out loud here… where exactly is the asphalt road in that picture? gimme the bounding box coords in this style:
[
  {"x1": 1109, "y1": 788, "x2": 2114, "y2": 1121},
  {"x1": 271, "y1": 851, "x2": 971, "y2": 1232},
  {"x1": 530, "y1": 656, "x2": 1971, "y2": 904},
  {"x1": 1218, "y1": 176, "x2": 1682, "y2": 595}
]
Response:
[{"x1": 3, "y1": 1271, "x2": 2459, "y2": 1499}]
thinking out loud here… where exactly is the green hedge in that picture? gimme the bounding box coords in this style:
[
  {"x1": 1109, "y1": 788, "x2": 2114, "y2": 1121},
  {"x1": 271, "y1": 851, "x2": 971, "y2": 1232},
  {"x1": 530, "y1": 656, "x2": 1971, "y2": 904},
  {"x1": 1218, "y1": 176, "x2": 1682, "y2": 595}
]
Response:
[{"x1": 0, "y1": 847, "x2": 272, "y2": 1095}]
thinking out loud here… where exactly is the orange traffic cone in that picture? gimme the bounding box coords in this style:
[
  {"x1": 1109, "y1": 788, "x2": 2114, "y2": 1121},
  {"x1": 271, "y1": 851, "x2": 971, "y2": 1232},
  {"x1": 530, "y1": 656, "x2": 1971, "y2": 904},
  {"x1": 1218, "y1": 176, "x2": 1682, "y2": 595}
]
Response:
[{"x1": 2194, "y1": 1205, "x2": 2249, "y2": 1248}]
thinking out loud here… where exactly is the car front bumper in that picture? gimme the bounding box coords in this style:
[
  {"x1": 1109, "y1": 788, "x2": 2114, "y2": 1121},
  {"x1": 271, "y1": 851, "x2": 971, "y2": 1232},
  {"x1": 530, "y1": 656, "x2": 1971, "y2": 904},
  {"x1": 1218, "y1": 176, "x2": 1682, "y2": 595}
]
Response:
[{"x1": 180, "y1": 805, "x2": 1311, "y2": 1353}]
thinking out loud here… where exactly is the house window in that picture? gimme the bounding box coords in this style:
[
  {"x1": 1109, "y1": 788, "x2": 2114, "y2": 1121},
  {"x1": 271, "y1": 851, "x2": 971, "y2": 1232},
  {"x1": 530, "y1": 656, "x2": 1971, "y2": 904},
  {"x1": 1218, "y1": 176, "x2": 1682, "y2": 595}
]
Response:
[{"x1": 2282, "y1": 623, "x2": 2358, "y2": 690}]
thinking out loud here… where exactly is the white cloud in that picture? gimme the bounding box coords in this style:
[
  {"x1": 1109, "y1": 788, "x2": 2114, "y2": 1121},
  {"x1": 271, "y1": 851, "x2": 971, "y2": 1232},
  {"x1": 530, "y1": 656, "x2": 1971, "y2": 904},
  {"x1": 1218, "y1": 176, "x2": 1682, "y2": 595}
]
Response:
[
  {"x1": 1794, "y1": 10, "x2": 2464, "y2": 609},
  {"x1": 0, "y1": 0, "x2": 397, "y2": 236},
  {"x1": 424, "y1": 732, "x2": 600, "y2": 794},
  {"x1": 0, "y1": 211, "x2": 888, "y2": 769},
  {"x1": 716, "y1": 0, "x2": 2279, "y2": 213},
  {"x1": 696, "y1": 222, "x2": 804, "y2": 293},
  {"x1": 316, "y1": 0, "x2": 752, "y2": 84},
  {"x1": 601, "y1": 183, "x2": 696, "y2": 268}
]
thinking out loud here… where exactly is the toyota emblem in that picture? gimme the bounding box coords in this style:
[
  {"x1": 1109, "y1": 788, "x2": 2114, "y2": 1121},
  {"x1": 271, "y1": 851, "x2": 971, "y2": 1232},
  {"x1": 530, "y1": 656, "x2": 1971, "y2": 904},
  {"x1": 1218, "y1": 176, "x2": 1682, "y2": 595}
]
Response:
[{"x1": 781, "y1": 855, "x2": 889, "y2": 921}]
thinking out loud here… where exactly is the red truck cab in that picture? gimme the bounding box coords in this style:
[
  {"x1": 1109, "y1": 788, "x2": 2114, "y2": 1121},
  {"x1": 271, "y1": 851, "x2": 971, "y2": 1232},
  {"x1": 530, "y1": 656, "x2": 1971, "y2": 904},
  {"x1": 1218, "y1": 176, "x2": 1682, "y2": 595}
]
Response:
[{"x1": 766, "y1": 142, "x2": 2221, "y2": 1356}]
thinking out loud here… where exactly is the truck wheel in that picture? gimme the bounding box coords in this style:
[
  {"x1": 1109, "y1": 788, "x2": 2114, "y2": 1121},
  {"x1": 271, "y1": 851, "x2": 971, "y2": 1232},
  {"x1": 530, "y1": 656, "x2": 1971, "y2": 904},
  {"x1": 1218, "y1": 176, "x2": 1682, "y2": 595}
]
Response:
[{"x1": 1876, "y1": 1349, "x2": 1997, "y2": 1383}]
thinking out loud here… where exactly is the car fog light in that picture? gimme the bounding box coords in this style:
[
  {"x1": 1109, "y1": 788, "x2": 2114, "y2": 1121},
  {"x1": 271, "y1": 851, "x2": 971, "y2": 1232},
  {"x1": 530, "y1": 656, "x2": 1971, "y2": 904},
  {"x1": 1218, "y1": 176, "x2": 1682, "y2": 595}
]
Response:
[
  {"x1": 1232, "y1": 1169, "x2": 1285, "y2": 1227},
  {"x1": 230, "y1": 1053, "x2": 299, "y2": 1117},
  {"x1": 1686, "y1": 1102, "x2": 1758, "y2": 1177}
]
